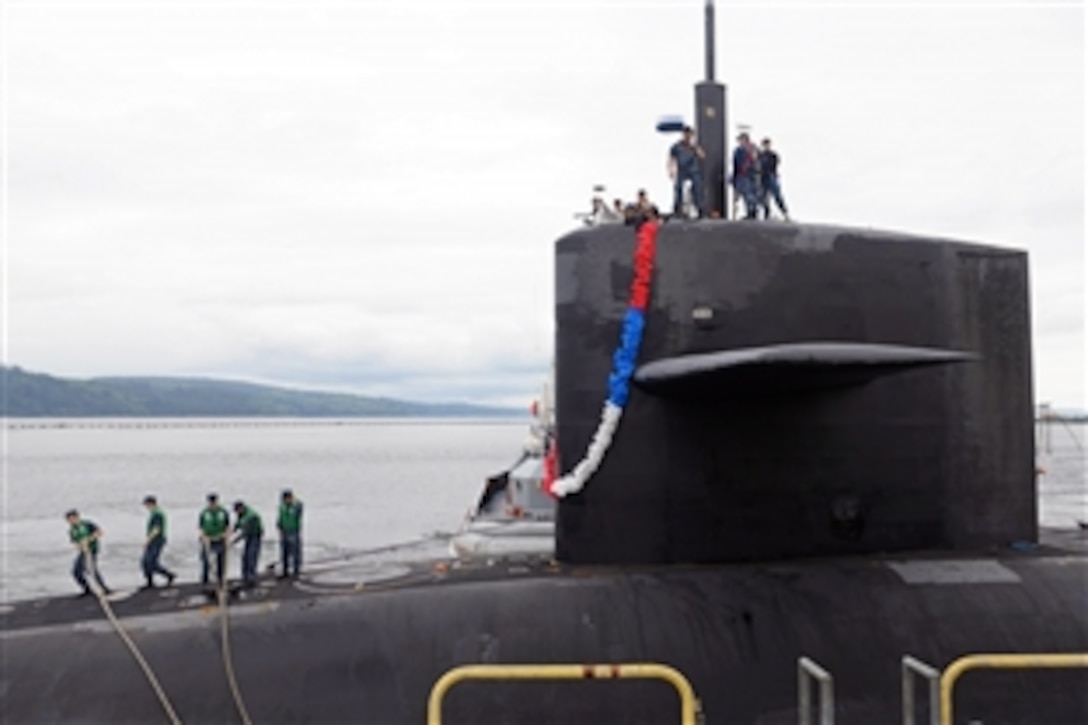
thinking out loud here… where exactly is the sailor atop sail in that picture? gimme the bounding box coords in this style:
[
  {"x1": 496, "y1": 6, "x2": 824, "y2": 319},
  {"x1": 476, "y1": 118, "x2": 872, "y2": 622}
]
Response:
[
  {"x1": 277, "y1": 489, "x2": 303, "y2": 579},
  {"x1": 625, "y1": 189, "x2": 660, "y2": 226},
  {"x1": 66, "y1": 509, "x2": 111, "y2": 597},
  {"x1": 731, "y1": 132, "x2": 761, "y2": 219},
  {"x1": 232, "y1": 500, "x2": 264, "y2": 588},
  {"x1": 668, "y1": 126, "x2": 706, "y2": 218},
  {"x1": 758, "y1": 137, "x2": 790, "y2": 221},
  {"x1": 141, "y1": 495, "x2": 176, "y2": 590},
  {"x1": 198, "y1": 493, "x2": 229, "y2": 587}
]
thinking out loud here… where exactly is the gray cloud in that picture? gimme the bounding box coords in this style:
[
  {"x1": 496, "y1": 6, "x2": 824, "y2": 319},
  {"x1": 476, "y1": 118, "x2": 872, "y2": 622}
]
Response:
[{"x1": 5, "y1": 2, "x2": 1084, "y2": 406}]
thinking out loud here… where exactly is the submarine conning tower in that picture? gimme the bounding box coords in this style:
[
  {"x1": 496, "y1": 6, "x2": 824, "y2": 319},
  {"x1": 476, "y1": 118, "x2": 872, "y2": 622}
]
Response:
[{"x1": 555, "y1": 221, "x2": 1035, "y2": 565}]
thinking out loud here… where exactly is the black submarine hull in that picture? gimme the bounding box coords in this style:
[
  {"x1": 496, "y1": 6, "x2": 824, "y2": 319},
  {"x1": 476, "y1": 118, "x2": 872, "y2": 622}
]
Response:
[
  {"x1": 5, "y1": 218, "x2": 1076, "y2": 723},
  {"x1": 4, "y1": 538, "x2": 1087, "y2": 724}
]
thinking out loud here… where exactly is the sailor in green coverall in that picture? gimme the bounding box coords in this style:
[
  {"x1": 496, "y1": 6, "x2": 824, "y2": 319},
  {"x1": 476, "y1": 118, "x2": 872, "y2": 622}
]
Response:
[
  {"x1": 66, "y1": 509, "x2": 111, "y2": 596},
  {"x1": 232, "y1": 500, "x2": 264, "y2": 588},
  {"x1": 277, "y1": 489, "x2": 303, "y2": 579},
  {"x1": 198, "y1": 493, "x2": 230, "y2": 586},
  {"x1": 141, "y1": 495, "x2": 176, "y2": 589}
]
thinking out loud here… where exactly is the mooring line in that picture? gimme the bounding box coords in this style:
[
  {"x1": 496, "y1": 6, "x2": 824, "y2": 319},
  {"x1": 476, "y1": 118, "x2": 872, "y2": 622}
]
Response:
[
  {"x1": 202, "y1": 537, "x2": 254, "y2": 725},
  {"x1": 82, "y1": 544, "x2": 183, "y2": 725}
]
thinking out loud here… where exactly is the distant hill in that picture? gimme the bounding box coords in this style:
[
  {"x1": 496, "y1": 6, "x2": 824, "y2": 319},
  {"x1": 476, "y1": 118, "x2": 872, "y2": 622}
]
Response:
[{"x1": 0, "y1": 366, "x2": 517, "y2": 418}]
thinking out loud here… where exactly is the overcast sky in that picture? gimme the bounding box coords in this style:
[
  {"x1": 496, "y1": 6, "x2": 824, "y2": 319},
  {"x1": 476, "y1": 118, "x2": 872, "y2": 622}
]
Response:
[{"x1": 3, "y1": 0, "x2": 1084, "y2": 407}]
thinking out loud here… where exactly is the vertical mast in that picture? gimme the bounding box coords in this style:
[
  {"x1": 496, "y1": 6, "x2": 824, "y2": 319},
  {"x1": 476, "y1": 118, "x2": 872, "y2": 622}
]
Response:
[
  {"x1": 695, "y1": 0, "x2": 727, "y2": 218},
  {"x1": 705, "y1": 0, "x2": 715, "y2": 82}
]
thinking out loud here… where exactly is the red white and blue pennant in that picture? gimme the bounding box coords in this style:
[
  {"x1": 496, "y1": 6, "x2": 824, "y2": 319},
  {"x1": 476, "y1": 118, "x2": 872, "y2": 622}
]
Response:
[{"x1": 549, "y1": 221, "x2": 658, "y2": 497}]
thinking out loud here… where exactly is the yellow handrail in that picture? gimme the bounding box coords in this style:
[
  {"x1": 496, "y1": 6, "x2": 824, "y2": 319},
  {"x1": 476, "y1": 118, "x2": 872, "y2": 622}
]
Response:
[
  {"x1": 939, "y1": 652, "x2": 1088, "y2": 725},
  {"x1": 426, "y1": 662, "x2": 701, "y2": 725}
]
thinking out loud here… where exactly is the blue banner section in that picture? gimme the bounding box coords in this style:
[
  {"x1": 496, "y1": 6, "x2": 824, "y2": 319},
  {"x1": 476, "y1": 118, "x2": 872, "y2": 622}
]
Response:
[{"x1": 607, "y1": 308, "x2": 645, "y2": 407}]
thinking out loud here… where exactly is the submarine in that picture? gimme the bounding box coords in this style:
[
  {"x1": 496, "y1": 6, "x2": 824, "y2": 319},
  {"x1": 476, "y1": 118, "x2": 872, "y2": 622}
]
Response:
[{"x1": 3, "y1": 3, "x2": 1086, "y2": 723}]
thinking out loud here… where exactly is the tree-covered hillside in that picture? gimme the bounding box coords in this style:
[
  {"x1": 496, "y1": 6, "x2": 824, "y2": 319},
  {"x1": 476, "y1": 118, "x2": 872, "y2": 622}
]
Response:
[{"x1": 0, "y1": 366, "x2": 515, "y2": 418}]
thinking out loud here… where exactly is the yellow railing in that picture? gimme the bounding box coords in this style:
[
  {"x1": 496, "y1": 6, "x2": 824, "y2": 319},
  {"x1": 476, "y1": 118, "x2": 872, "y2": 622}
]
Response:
[
  {"x1": 426, "y1": 663, "x2": 701, "y2": 725},
  {"x1": 939, "y1": 652, "x2": 1088, "y2": 725}
]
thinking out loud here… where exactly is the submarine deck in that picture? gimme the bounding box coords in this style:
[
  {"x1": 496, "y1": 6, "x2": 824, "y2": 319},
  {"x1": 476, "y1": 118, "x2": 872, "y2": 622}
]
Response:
[{"x1": 4, "y1": 526, "x2": 1086, "y2": 636}]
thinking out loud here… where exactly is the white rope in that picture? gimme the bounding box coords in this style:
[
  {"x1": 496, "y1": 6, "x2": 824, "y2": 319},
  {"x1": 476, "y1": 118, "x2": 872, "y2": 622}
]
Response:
[
  {"x1": 551, "y1": 401, "x2": 623, "y2": 498},
  {"x1": 203, "y1": 537, "x2": 254, "y2": 725},
  {"x1": 81, "y1": 544, "x2": 183, "y2": 725}
]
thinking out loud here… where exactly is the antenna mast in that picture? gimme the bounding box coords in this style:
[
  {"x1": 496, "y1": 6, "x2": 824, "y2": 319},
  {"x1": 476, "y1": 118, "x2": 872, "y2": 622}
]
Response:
[
  {"x1": 705, "y1": 0, "x2": 715, "y2": 82},
  {"x1": 695, "y1": 0, "x2": 727, "y2": 218}
]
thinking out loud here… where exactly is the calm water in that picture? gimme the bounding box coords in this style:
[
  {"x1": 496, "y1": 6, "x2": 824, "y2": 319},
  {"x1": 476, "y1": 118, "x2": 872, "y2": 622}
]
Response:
[
  {"x1": 2, "y1": 418, "x2": 1084, "y2": 603},
  {"x1": 1, "y1": 418, "x2": 528, "y2": 602}
]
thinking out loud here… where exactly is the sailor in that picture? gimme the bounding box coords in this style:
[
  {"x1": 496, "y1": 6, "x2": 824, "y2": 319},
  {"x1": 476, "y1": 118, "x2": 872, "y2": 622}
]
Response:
[
  {"x1": 140, "y1": 495, "x2": 176, "y2": 590},
  {"x1": 277, "y1": 489, "x2": 303, "y2": 579},
  {"x1": 731, "y1": 132, "x2": 761, "y2": 219},
  {"x1": 758, "y1": 137, "x2": 791, "y2": 221},
  {"x1": 668, "y1": 126, "x2": 706, "y2": 218},
  {"x1": 232, "y1": 500, "x2": 264, "y2": 588},
  {"x1": 625, "y1": 189, "x2": 660, "y2": 227},
  {"x1": 612, "y1": 198, "x2": 626, "y2": 220},
  {"x1": 198, "y1": 493, "x2": 230, "y2": 587},
  {"x1": 66, "y1": 509, "x2": 111, "y2": 597}
]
